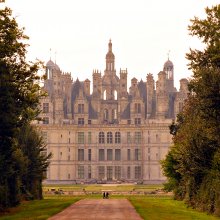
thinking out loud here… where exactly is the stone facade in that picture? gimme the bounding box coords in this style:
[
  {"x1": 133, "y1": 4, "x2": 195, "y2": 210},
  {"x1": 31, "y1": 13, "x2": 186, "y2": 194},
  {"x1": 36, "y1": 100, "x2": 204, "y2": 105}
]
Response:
[{"x1": 38, "y1": 40, "x2": 188, "y2": 184}]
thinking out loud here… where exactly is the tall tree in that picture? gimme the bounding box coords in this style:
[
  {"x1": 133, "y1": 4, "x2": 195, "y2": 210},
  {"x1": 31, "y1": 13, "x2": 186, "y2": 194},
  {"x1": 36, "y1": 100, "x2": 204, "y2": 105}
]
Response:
[
  {"x1": 162, "y1": 4, "x2": 220, "y2": 215},
  {"x1": 17, "y1": 124, "x2": 51, "y2": 200},
  {"x1": 0, "y1": 7, "x2": 45, "y2": 210}
]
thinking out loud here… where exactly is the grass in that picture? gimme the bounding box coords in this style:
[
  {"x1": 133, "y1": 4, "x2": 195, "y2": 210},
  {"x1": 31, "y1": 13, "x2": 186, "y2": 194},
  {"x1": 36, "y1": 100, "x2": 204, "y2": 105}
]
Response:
[
  {"x1": 0, "y1": 184, "x2": 220, "y2": 220},
  {"x1": 0, "y1": 197, "x2": 82, "y2": 220},
  {"x1": 129, "y1": 196, "x2": 220, "y2": 220}
]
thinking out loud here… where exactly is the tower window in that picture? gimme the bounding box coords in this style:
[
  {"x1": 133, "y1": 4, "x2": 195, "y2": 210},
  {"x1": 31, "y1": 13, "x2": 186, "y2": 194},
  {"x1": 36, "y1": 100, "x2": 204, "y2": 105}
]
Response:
[
  {"x1": 78, "y1": 104, "x2": 84, "y2": 113},
  {"x1": 107, "y1": 132, "x2": 113, "y2": 144},
  {"x1": 43, "y1": 103, "x2": 49, "y2": 113},
  {"x1": 135, "y1": 103, "x2": 141, "y2": 113},
  {"x1": 135, "y1": 118, "x2": 141, "y2": 125},
  {"x1": 104, "y1": 109, "x2": 108, "y2": 121},
  {"x1": 43, "y1": 117, "x2": 49, "y2": 124},
  {"x1": 99, "y1": 132, "x2": 105, "y2": 144},
  {"x1": 115, "y1": 132, "x2": 121, "y2": 144},
  {"x1": 112, "y1": 109, "x2": 117, "y2": 120},
  {"x1": 78, "y1": 118, "x2": 84, "y2": 125}
]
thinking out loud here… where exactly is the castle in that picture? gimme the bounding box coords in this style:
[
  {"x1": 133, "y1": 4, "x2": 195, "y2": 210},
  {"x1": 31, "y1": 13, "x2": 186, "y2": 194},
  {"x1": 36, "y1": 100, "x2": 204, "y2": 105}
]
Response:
[{"x1": 38, "y1": 40, "x2": 188, "y2": 183}]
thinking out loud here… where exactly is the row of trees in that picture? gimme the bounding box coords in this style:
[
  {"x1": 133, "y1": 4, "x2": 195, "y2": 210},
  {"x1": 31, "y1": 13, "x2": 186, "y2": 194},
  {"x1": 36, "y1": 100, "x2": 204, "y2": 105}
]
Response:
[
  {"x1": 0, "y1": 8, "x2": 51, "y2": 210},
  {"x1": 162, "y1": 5, "x2": 220, "y2": 215}
]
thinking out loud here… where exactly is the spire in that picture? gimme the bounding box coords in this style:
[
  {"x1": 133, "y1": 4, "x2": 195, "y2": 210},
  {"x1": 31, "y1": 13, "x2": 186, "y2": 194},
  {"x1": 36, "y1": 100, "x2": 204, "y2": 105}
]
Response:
[
  {"x1": 167, "y1": 50, "x2": 170, "y2": 61},
  {"x1": 108, "y1": 39, "x2": 112, "y2": 52},
  {"x1": 105, "y1": 39, "x2": 115, "y2": 72},
  {"x1": 50, "y1": 48, "x2": 52, "y2": 60}
]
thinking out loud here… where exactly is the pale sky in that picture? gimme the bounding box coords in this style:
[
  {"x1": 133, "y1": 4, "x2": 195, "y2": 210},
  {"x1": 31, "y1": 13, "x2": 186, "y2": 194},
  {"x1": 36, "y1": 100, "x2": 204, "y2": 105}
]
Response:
[{"x1": 2, "y1": 0, "x2": 220, "y2": 89}]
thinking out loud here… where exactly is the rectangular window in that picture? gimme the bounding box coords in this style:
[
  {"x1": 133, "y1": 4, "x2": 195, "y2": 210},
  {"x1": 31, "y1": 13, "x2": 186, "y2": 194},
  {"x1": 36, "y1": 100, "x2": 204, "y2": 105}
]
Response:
[
  {"x1": 138, "y1": 103, "x2": 141, "y2": 113},
  {"x1": 127, "y1": 149, "x2": 131, "y2": 161},
  {"x1": 88, "y1": 149, "x2": 92, "y2": 161},
  {"x1": 107, "y1": 166, "x2": 113, "y2": 180},
  {"x1": 43, "y1": 103, "x2": 49, "y2": 113},
  {"x1": 127, "y1": 132, "x2": 131, "y2": 144},
  {"x1": 78, "y1": 104, "x2": 84, "y2": 113},
  {"x1": 78, "y1": 149, "x2": 84, "y2": 161},
  {"x1": 127, "y1": 166, "x2": 131, "y2": 179},
  {"x1": 98, "y1": 166, "x2": 105, "y2": 179},
  {"x1": 135, "y1": 103, "x2": 141, "y2": 113},
  {"x1": 88, "y1": 165, "x2": 92, "y2": 179},
  {"x1": 78, "y1": 118, "x2": 84, "y2": 125},
  {"x1": 115, "y1": 149, "x2": 121, "y2": 161},
  {"x1": 115, "y1": 166, "x2": 121, "y2": 179},
  {"x1": 135, "y1": 118, "x2": 141, "y2": 125},
  {"x1": 78, "y1": 132, "x2": 84, "y2": 144},
  {"x1": 78, "y1": 165, "x2": 84, "y2": 179},
  {"x1": 135, "y1": 166, "x2": 141, "y2": 179},
  {"x1": 88, "y1": 132, "x2": 92, "y2": 144},
  {"x1": 88, "y1": 119, "x2": 91, "y2": 125},
  {"x1": 135, "y1": 148, "x2": 141, "y2": 160},
  {"x1": 115, "y1": 132, "x2": 121, "y2": 144},
  {"x1": 135, "y1": 132, "x2": 141, "y2": 144},
  {"x1": 99, "y1": 149, "x2": 105, "y2": 161},
  {"x1": 107, "y1": 149, "x2": 113, "y2": 161},
  {"x1": 43, "y1": 117, "x2": 49, "y2": 124}
]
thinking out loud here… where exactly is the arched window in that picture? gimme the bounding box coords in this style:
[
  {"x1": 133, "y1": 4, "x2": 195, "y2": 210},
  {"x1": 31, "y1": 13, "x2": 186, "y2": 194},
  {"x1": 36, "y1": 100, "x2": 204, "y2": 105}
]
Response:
[
  {"x1": 103, "y1": 90, "x2": 107, "y2": 100},
  {"x1": 113, "y1": 90, "x2": 118, "y2": 100},
  {"x1": 99, "y1": 132, "x2": 105, "y2": 144},
  {"x1": 115, "y1": 132, "x2": 121, "y2": 144},
  {"x1": 104, "y1": 109, "x2": 108, "y2": 120},
  {"x1": 107, "y1": 132, "x2": 113, "y2": 144}
]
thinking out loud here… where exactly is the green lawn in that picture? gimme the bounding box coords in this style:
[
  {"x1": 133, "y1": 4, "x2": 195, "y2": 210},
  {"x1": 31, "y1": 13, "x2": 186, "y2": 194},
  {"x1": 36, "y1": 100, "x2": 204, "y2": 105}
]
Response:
[
  {"x1": 0, "y1": 197, "x2": 81, "y2": 220},
  {"x1": 0, "y1": 187, "x2": 220, "y2": 220},
  {"x1": 129, "y1": 196, "x2": 220, "y2": 220}
]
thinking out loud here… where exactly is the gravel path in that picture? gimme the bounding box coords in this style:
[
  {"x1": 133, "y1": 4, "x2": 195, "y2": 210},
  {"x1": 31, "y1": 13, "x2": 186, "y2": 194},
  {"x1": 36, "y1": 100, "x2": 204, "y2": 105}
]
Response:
[{"x1": 48, "y1": 199, "x2": 143, "y2": 220}]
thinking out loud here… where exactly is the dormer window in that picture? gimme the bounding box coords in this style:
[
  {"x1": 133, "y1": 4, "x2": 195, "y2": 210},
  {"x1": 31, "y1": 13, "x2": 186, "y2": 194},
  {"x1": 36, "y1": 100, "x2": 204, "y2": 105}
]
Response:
[{"x1": 78, "y1": 104, "x2": 84, "y2": 113}]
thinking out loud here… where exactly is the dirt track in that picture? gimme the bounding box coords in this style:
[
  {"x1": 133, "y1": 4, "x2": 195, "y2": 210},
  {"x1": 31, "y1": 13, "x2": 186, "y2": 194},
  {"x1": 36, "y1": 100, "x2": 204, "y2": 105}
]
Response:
[{"x1": 48, "y1": 199, "x2": 143, "y2": 220}]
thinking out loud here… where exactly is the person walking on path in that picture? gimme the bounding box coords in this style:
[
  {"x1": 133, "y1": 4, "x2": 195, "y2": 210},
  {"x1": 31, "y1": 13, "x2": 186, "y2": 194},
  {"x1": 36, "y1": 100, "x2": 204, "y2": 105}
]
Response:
[{"x1": 106, "y1": 192, "x2": 109, "y2": 199}]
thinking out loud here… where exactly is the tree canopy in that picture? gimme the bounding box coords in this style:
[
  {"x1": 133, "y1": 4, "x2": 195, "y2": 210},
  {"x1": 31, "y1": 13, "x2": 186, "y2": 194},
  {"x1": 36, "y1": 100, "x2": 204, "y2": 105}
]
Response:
[
  {"x1": 0, "y1": 7, "x2": 50, "y2": 210},
  {"x1": 162, "y1": 4, "x2": 220, "y2": 215}
]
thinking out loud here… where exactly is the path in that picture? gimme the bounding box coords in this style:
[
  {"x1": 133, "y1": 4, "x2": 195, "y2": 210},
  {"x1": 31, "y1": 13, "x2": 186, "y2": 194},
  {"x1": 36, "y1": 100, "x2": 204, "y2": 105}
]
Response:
[{"x1": 48, "y1": 199, "x2": 143, "y2": 220}]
